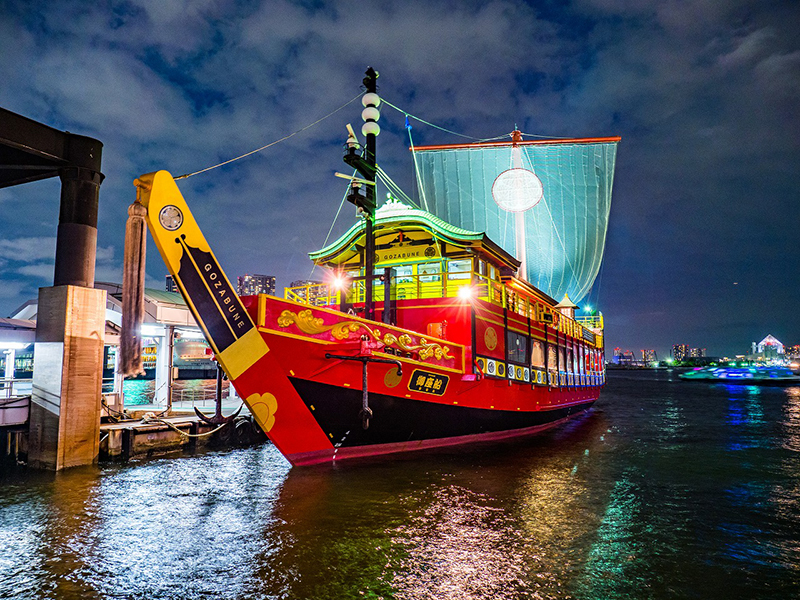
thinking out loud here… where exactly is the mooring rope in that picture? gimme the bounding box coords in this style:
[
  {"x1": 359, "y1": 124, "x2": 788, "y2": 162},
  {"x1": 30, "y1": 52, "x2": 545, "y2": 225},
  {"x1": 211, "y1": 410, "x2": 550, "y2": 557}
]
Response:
[{"x1": 140, "y1": 412, "x2": 232, "y2": 438}]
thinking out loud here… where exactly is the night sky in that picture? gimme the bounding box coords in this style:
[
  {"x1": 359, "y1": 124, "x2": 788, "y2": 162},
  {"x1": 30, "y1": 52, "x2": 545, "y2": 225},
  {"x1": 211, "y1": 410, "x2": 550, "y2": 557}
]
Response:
[{"x1": 1, "y1": 0, "x2": 798, "y2": 359}]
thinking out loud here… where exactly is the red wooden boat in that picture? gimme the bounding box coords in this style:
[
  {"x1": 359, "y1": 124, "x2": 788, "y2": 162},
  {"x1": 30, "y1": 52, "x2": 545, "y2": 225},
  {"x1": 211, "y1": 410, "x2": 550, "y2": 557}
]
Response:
[{"x1": 131, "y1": 69, "x2": 616, "y2": 466}]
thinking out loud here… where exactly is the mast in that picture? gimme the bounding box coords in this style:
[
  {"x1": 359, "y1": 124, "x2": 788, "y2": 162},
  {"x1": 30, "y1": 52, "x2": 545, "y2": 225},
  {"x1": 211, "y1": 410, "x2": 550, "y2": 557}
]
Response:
[
  {"x1": 363, "y1": 67, "x2": 378, "y2": 321},
  {"x1": 511, "y1": 129, "x2": 528, "y2": 281},
  {"x1": 343, "y1": 67, "x2": 380, "y2": 321}
]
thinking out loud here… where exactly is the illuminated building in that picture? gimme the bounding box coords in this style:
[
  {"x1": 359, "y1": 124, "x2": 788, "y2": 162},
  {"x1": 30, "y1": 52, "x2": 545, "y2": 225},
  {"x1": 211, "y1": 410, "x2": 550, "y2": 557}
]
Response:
[
  {"x1": 749, "y1": 334, "x2": 785, "y2": 362},
  {"x1": 237, "y1": 274, "x2": 276, "y2": 296},
  {"x1": 642, "y1": 349, "x2": 657, "y2": 363},
  {"x1": 611, "y1": 347, "x2": 635, "y2": 365},
  {"x1": 672, "y1": 344, "x2": 690, "y2": 361}
]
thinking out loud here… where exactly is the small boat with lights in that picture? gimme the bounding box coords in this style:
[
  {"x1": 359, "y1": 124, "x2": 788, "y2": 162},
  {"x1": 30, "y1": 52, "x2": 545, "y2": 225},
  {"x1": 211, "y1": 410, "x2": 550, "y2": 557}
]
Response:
[
  {"x1": 679, "y1": 366, "x2": 800, "y2": 385},
  {"x1": 127, "y1": 68, "x2": 619, "y2": 466}
]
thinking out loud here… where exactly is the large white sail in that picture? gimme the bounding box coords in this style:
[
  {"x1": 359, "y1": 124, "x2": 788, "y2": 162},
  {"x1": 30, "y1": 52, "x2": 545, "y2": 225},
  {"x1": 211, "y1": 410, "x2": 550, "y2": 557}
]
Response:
[{"x1": 412, "y1": 137, "x2": 619, "y2": 303}]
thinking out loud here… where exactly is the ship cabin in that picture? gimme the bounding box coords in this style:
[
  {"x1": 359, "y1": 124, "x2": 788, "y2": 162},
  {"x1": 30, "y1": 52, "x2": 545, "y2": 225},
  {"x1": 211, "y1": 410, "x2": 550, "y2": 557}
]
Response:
[{"x1": 285, "y1": 200, "x2": 605, "y2": 388}]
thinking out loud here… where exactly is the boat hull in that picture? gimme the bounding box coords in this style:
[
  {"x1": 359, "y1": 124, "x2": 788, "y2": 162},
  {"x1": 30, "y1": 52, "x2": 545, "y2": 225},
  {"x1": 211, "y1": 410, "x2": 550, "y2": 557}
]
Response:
[{"x1": 286, "y1": 376, "x2": 595, "y2": 464}]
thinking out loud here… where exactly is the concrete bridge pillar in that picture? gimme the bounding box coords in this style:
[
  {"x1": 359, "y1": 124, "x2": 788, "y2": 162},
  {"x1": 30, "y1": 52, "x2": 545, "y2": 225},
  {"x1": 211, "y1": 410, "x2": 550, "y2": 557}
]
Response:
[{"x1": 28, "y1": 285, "x2": 106, "y2": 470}]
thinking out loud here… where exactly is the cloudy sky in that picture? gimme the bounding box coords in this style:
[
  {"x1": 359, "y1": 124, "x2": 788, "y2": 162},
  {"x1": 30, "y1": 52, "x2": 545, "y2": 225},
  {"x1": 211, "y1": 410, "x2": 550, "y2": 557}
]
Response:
[{"x1": 1, "y1": 0, "x2": 798, "y2": 358}]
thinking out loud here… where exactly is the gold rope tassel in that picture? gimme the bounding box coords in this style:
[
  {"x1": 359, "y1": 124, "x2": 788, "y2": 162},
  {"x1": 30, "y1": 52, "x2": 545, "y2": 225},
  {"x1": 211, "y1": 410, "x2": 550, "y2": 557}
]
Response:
[{"x1": 120, "y1": 190, "x2": 148, "y2": 377}]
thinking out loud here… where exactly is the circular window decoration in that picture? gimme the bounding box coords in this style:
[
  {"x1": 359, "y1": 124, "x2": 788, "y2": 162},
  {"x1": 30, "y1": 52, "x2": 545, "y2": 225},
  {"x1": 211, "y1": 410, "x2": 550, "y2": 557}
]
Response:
[
  {"x1": 159, "y1": 205, "x2": 184, "y2": 231},
  {"x1": 492, "y1": 168, "x2": 543, "y2": 213},
  {"x1": 484, "y1": 327, "x2": 498, "y2": 351}
]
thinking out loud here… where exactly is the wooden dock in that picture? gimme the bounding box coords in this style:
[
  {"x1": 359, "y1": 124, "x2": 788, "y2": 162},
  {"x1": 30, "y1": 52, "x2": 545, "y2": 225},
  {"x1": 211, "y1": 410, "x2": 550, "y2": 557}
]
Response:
[{"x1": 100, "y1": 405, "x2": 266, "y2": 461}]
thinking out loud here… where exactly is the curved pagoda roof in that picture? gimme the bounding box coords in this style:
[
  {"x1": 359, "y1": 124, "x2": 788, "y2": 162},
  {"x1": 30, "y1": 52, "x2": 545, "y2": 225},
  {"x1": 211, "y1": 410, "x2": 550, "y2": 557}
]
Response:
[{"x1": 309, "y1": 199, "x2": 520, "y2": 269}]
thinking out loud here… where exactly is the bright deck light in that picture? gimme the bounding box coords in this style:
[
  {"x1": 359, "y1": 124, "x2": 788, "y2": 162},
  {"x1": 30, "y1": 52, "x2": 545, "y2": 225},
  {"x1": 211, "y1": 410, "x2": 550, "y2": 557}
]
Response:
[{"x1": 458, "y1": 285, "x2": 474, "y2": 300}]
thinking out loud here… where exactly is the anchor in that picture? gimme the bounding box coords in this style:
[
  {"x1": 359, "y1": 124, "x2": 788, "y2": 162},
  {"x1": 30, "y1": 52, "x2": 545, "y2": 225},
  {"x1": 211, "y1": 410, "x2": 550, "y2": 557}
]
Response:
[
  {"x1": 325, "y1": 353, "x2": 402, "y2": 429},
  {"x1": 194, "y1": 362, "x2": 242, "y2": 425}
]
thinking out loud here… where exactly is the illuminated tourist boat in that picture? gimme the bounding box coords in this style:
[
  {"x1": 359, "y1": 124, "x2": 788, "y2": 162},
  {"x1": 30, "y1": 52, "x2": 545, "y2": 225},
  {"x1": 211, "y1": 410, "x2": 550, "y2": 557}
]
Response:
[
  {"x1": 128, "y1": 69, "x2": 619, "y2": 466},
  {"x1": 679, "y1": 366, "x2": 800, "y2": 385}
]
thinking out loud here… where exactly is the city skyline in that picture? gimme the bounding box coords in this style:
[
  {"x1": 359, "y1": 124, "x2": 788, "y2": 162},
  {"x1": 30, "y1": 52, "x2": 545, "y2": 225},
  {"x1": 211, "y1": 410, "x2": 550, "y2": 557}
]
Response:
[{"x1": 1, "y1": 1, "x2": 798, "y2": 357}]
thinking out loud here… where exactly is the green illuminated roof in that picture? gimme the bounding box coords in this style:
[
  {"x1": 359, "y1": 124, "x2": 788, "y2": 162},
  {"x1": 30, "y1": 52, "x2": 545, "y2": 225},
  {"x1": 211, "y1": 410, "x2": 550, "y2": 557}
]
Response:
[{"x1": 309, "y1": 200, "x2": 519, "y2": 268}]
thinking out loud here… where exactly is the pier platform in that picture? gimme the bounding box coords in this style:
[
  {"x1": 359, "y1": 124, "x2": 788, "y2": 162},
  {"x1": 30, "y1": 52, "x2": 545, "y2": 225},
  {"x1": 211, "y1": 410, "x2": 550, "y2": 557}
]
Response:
[{"x1": 100, "y1": 400, "x2": 264, "y2": 461}]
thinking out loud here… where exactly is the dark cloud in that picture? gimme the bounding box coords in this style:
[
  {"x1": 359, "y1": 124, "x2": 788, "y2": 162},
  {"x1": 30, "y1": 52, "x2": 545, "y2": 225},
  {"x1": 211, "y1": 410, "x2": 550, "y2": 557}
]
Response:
[{"x1": 0, "y1": 0, "x2": 797, "y2": 358}]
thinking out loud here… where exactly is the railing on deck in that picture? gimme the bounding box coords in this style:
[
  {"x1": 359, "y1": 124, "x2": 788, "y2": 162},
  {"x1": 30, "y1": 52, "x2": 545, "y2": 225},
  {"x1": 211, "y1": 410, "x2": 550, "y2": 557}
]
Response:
[
  {"x1": 285, "y1": 283, "x2": 341, "y2": 306},
  {"x1": 576, "y1": 314, "x2": 604, "y2": 330},
  {"x1": 284, "y1": 269, "x2": 604, "y2": 346}
]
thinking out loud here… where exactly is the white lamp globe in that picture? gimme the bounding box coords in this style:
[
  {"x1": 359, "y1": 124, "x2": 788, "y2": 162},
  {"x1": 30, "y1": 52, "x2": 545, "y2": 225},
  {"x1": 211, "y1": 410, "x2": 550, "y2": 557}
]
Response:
[
  {"x1": 362, "y1": 121, "x2": 381, "y2": 136},
  {"x1": 362, "y1": 107, "x2": 380, "y2": 122},
  {"x1": 362, "y1": 93, "x2": 381, "y2": 107}
]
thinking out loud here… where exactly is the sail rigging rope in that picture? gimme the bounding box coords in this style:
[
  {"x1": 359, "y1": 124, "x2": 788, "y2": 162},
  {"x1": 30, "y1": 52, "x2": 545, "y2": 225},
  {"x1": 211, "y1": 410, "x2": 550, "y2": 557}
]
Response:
[
  {"x1": 405, "y1": 127, "x2": 429, "y2": 210},
  {"x1": 175, "y1": 92, "x2": 363, "y2": 180},
  {"x1": 518, "y1": 130, "x2": 569, "y2": 140},
  {"x1": 381, "y1": 99, "x2": 482, "y2": 141},
  {"x1": 519, "y1": 146, "x2": 578, "y2": 290},
  {"x1": 382, "y1": 98, "x2": 570, "y2": 142},
  {"x1": 376, "y1": 167, "x2": 419, "y2": 208},
  {"x1": 309, "y1": 174, "x2": 357, "y2": 279}
]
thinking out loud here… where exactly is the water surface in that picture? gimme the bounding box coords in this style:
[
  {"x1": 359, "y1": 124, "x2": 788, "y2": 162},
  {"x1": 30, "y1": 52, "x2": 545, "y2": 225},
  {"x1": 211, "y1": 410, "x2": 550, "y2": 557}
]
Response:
[{"x1": 1, "y1": 370, "x2": 798, "y2": 599}]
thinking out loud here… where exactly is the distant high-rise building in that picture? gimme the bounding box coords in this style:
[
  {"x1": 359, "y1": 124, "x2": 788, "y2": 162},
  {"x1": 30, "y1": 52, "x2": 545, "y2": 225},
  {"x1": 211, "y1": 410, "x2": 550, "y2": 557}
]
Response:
[
  {"x1": 289, "y1": 279, "x2": 327, "y2": 303},
  {"x1": 672, "y1": 344, "x2": 690, "y2": 361},
  {"x1": 237, "y1": 274, "x2": 276, "y2": 296},
  {"x1": 165, "y1": 274, "x2": 178, "y2": 293},
  {"x1": 673, "y1": 344, "x2": 706, "y2": 361}
]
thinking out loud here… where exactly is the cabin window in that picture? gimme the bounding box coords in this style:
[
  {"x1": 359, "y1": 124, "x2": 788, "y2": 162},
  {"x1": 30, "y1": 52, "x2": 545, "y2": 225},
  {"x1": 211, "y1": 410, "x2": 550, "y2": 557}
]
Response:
[
  {"x1": 547, "y1": 344, "x2": 558, "y2": 371},
  {"x1": 559, "y1": 347, "x2": 566, "y2": 371},
  {"x1": 394, "y1": 265, "x2": 413, "y2": 283},
  {"x1": 447, "y1": 259, "x2": 471, "y2": 280},
  {"x1": 418, "y1": 262, "x2": 441, "y2": 283},
  {"x1": 531, "y1": 340, "x2": 545, "y2": 368},
  {"x1": 477, "y1": 259, "x2": 487, "y2": 276},
  {"x1": 507, "y1": 331, "x2": 528, "y2": 365},
  {"x1": 516, "y1": 296, "x2": 529, "y2": 318}
]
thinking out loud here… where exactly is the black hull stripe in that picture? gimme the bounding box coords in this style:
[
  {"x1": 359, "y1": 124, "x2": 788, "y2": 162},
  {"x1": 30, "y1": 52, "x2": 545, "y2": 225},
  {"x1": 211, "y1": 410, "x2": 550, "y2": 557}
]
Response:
[{"x1": 289, "y1": 377, "x2": 596, "y2": 449}]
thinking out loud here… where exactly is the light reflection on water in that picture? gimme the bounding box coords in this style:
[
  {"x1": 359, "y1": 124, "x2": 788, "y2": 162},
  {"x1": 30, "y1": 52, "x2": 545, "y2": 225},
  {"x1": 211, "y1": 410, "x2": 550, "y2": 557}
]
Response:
[
  {"x1": 2, "y1": 370, "x2": 800, "y2": 599},
  {"x1": 122, "y1": 379, "x2": 228, "y2": 405}
]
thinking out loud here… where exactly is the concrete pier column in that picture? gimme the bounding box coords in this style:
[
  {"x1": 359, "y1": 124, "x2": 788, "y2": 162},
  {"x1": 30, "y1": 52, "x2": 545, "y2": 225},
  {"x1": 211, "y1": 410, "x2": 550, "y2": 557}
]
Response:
[
  {"x1": 28, "y1": 285, "x2": 106, "y2": 470},
  {"x1": 154, "y1": 328, "x2": 168, "y2": 405}
]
